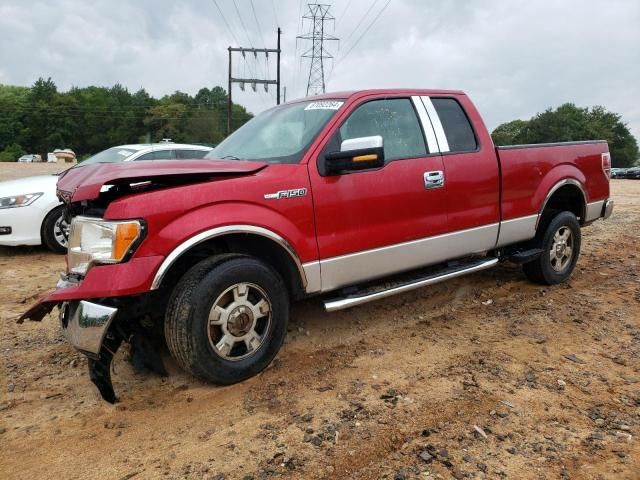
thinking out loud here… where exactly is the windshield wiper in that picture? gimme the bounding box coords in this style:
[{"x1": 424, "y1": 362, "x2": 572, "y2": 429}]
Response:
[{"x1": 221, "y1": 155, "x2": 241, "y2": 160}]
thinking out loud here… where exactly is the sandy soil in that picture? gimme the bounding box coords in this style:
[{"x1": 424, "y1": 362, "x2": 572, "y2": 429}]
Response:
[
  {"x1": 0, "y1": 162, "x2": 72, "y2": 181},
  {"x1": 1, "y1": 163, "x2": 638, "y2": 480}
]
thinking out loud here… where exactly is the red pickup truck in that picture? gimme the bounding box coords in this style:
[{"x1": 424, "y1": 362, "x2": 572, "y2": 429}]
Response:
[{"x1": 22, "y1": 89, "x2": 613, "y2": 401}]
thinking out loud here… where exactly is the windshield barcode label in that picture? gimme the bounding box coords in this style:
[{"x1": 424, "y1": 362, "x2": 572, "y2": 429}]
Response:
[{"x1": 305, "y1": 101, "x2": 344, "y2": 111}]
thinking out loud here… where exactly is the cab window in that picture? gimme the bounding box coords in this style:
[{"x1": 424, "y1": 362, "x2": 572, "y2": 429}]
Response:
[
  {"x1": 136, "y1": 149, "x2": 176, "y2": 160},
  {"x1": 431, "y1": 98, "x2": 478, "y2": 152},
  {"x1": 339, "y1": 98, "x2": 427, "y2": 162},
  {"x1": 177, "y1": 149, "x2": 208, "y2": 159}
]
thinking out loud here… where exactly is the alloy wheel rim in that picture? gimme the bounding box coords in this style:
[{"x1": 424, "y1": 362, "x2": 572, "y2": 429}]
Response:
[
  {"x1": 207, "y1": 282, "x2": 272, "y2": 361},
  {"x1": 54, "y1": 216, "x2": 69, "y2": 248},
  {"x1": 550, "y1": 226, "x2": 574, "y2": 272}
]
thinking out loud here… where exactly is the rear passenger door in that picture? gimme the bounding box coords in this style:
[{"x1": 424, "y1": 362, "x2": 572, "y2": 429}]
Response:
[{"x1": 427, "y1": 96, "x2": 500, "y2": 234}]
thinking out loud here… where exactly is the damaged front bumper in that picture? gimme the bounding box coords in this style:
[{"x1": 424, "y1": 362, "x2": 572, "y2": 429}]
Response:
[
  {"x1": 59, "y1": 300, "x2": 118, "y2": 355},
  {"x1": 60, "y1": 300, "x2": 123, "y2": 403},
  {"x1": 19, "y1": 256, "x2": 167, "y2": 403},
  {"x1": 18, "y1": 255, "x2": 165, "y2": 323}
]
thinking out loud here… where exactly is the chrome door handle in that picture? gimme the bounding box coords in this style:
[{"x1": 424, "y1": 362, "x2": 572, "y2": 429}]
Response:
[{"x1": 424, "y1": 170, "x2": 444, "y2": 189}]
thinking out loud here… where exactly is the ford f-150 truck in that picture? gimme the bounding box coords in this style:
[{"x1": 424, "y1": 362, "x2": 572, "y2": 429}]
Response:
[{"x1": 21, "y1": 89, "x2": 614, "y2": 402}]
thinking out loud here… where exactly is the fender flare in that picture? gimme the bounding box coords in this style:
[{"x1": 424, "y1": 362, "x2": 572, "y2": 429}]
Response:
[
  {"x1": 535, "y1": 178, "x2": 587, "y2": 229},
  {"x1": 150, "y1": 224, "x2": 309, "y2": 291}
]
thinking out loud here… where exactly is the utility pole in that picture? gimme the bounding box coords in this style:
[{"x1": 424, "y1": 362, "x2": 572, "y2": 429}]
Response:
[
  {"x1": 227, "y1": 28, "x2": 282, "y2": 136},
  {"x1": 227, "y1": 46, "x2": 232, "y2": 137},
  {"x1": 297, "y1": 4, "x2": 338, "y2": 96},
  {"x1": 276, "y1": 27, "x2": 281, "y2": 105}
]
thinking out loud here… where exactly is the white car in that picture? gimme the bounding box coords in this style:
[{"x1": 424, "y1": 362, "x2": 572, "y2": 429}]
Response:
[
  {"x1": 0, "y1": 143, "x2": 212, "y2": 253},
  {"x1": 18, "y1": 154, "x2": 42, "y2": 163}
]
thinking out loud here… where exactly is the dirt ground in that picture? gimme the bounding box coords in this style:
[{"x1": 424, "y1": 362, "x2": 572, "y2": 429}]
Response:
[
  {"x1": 1, "y1": 163, "x2": 638, "y2": 480},
  {"x1": 0, "y1": 162, "x2": 72, "y2": 181}
]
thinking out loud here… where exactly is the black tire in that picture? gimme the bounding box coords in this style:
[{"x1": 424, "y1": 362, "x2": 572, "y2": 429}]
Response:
[
  {"x1": 164, "y1": 254, "x2": 289, "y2": 384},
  {"x1": 41, "y1": 206, "x2": 68, "y2": 254},
  {"x1": 523, "y1": 211, "x2": 581, "y2": 285}
]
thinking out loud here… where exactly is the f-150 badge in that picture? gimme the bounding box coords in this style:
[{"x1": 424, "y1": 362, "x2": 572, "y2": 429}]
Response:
[{"x1": 264, "y1": 188, "x2": 307, "y2": 200}]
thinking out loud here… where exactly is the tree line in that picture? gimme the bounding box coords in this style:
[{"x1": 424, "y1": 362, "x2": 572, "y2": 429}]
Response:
[
  {"x1": 491, "y1": 103, "x2": 639, "y2": 167},
  {"x1": 2, "y1": 80, "x2": 637, "y2": 167},
  {"x1": 0, "y1": 78, "x2": 253, "y2": 161}
]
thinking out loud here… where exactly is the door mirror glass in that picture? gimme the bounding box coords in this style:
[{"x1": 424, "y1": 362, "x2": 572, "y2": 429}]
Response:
[{"x1": 324, "y1": 135, "x2": 385, "y2": 175}]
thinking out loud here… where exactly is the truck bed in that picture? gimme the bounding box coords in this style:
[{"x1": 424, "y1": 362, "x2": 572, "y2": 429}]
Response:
[{"x1": 496, "y1": 140, "x2": 610, "y2": 221}]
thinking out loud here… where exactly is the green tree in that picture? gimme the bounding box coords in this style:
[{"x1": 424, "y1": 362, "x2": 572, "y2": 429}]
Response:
[
  {"x1": 21, "y1": 77, "x2": 61, "y2": 160},
  {"x1": 0, "y1": 85, "x2": 29, "y2": 152},
  {"x1": 144, "y1": 103, "x2": 190, "y2": 142},
  {"x1": 491, "y1": 119, "x2": 528, "y2": 146},
  {"x1": 0, "y1": 143, "x2": 26, "y2": 162},
  {"x1": 0, "y1": 81, "x2": 253, "y2": 158},
  {"x1": 492, "y1": 103, "x2": 639, "y2": 167}
]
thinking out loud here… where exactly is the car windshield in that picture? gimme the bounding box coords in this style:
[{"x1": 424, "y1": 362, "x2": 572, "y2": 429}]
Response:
[
  {"x1": 205, "y1": 99, "x2": 344, "y2": 164},
  {"x1": 80, "y1": 147, "x2": 138, "y2": 165}
]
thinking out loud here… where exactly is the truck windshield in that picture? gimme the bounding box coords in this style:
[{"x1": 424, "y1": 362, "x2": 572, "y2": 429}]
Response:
[{"x1": 205, "y1": 100, "x2": 344, "y2": 164}]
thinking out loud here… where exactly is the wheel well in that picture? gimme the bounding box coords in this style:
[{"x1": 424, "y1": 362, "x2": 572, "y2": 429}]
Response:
[
  {"x1": 158, "y1": 234, "x2": 306, "y2": 300},
  {"x1": 40, "y1": 205, "x2": 63, "y2": 242},
  {"x1": 541, "y1": 184, "x2": 586, "y2": 224}
]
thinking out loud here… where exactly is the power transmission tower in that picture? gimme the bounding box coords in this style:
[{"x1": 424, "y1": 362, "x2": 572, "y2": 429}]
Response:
[
  {"x1": 297, "y1": 4, "x2": 338, "y2": 96},
  {"x1": 227, "y1": 27, "x2": 282, "y2": 136}
]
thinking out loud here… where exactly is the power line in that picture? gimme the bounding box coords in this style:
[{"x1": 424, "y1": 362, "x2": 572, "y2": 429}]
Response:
[
  {"x1": 270, "y1": 0, "x2": 280, "y2": 27},
  {"x1": 297, "y1": 0, "x2": 304, "y2": 35},
  {"x1": 250, "y1": 0, "x2": 266, "y2": 46},
  {"x1": 0, "y1": 109, "x2": 250, "y2": 120},
  {"x1": 292, "y1": 0, "x2": 305, "y2": 96},
  {"x1": 336, "y1": 0, "x2": 392, "y2": 67},
  {"x1": 211, "y1": 0, "x2": 241, "y2": 46},
  {"x1": 232, "y1": 0, "x2": 254, "y2": 48},
  {"x1": 2, "y1": 101, "x2": 234, "y2": 113},
  {"x1": 336, "y1": 0, "x2": 354, "y2": 27},
  {"x1": 342, "y1": 0, "x2": 380, "y2": 45}
]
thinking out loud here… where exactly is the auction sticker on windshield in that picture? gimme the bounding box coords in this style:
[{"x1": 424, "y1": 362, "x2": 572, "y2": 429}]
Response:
[{"x1": 305, "y1": 101, "x2": 344, "y2": 110}]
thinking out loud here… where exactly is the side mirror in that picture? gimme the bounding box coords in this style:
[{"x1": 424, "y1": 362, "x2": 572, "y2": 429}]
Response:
[{"x1": 324, "y1": 135, "x2": 384, "y2": 175}]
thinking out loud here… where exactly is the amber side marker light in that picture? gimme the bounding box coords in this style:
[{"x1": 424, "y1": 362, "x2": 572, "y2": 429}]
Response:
[
  {"x1": 113, "y1": 222, "x2": 141, "y2": 260},
  {"x1": 352, "y1": 154, "x2": 378, "y2": 162}
]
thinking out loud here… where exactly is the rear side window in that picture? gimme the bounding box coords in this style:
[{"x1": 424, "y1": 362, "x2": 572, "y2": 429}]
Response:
[
  {"x1": 136, "y1": 149, "x2": 176, "y2": 160},
  {"x1": 432, "y1": 98, "x2": 477, "y2": 152},
  {"x1": 177, "y1": 149, "x2": 208, "y2": 159}
]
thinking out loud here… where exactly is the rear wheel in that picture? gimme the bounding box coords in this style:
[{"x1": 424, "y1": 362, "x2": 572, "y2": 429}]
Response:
[
  {"x1": 523, "y1": 211, "x2": 581, "y2": 285},
  {"x1": 164, "y1": 254, "x2": 289, "y2": 384},
  {"x1": 41, "y1": 206, "x2": 68, "y2": 254}
]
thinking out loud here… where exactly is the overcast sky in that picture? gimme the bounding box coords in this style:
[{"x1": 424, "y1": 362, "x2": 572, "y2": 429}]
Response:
[{"x1": 1, "y1": 0, "x2": 639, "y2": 140}]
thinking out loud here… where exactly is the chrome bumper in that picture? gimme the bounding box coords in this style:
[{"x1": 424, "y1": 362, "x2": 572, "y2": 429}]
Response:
[
  {"x1": 59, "y1": 301, "x2": 118, "y2": 355},
  {"x1": 602, "y1": 199, "x2": 614, "y2": 220}
]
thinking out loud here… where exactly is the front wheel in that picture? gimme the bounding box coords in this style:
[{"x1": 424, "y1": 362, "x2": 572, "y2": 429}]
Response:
[
  {"x1": 523, "y1": 211, "x2": 581, "y2": 285},
  {"x1": 164, "y1": 254, "x2": 289, "y2": 384}
]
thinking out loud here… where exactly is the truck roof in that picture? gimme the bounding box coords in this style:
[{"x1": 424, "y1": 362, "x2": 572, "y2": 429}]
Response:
[{"x1": 289, "y1": 88, "x2": 466, "y2": 103}]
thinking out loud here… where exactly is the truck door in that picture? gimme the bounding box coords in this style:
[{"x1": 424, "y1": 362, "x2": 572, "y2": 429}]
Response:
[
  {"x1": 426, "y1": 95, "x2": 501, "y2": 234},
  {"x1": 308, "y1": 96, "x2": 448, "y2": 291}
]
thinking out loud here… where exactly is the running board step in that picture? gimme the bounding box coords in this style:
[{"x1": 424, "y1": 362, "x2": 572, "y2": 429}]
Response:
[{"x1": 323, "y1": 257, "x2": 499, "y2": 312}]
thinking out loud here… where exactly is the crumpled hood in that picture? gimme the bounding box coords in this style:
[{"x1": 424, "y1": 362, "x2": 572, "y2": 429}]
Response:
[{"x1": 57, "y1": 159, "x2": 268, "y2": 203}]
